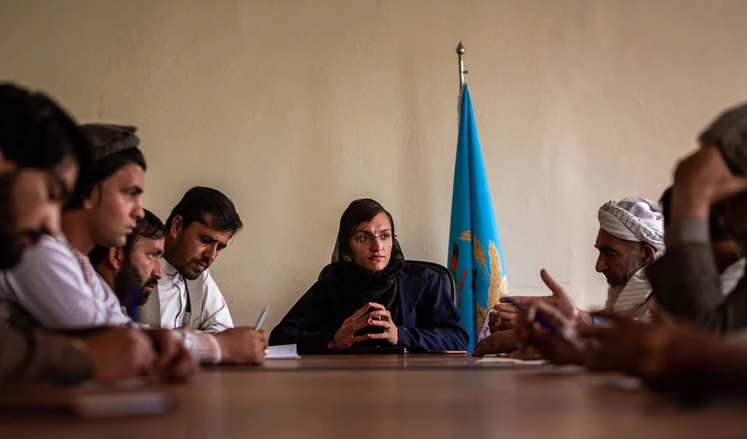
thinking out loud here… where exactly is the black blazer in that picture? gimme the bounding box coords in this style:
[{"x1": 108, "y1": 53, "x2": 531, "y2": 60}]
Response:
[{"x1": 269, "y1": 264, "x2": 469, "y2": 354}]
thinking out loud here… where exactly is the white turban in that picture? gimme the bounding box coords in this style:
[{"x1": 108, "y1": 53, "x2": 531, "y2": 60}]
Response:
[{"x1": 597, "y1": 198, "x2": 665, "y2": 251}]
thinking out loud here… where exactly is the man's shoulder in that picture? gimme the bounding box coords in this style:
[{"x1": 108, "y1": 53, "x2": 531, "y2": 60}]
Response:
[
  {"x1": 200, "y1": 268, "x2": 212, "y2": 281},
  {"x1": 6, "y1": 235, "x2": 75, "y2": 276},
  {"x1": 186, "y1": 268, "x2": 212, "y2": 285},
  {"x1": 0, "y1": 235, "x2": 91, "y2": 307},
  {"x1": 185, "y1": 268, "x2": 221, "y2": 295},
  {"x1": 23, "y1": 234, "x2": 73, "y2": 259},
  {"x1": 198, "y1": 268, "x2": 222, "y2": 294}
]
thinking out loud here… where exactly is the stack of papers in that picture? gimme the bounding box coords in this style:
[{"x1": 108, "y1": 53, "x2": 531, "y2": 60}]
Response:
[{"x1": 266, "y1": 344, "x2": 301, "y2": 359}]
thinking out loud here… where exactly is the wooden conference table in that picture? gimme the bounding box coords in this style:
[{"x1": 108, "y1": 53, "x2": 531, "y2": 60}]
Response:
[{"x1": 2, "y1": 354, "x2": 747, "y2": 439}]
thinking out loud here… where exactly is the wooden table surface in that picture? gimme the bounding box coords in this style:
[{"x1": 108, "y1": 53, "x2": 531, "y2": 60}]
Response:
[{"x1": 2, "y1": 354, "x2": 746, "y2": 439}]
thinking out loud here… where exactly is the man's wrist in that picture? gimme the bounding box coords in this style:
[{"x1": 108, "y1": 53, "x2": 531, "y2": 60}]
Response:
[
  {"x1": 671, "y1": 188, "x2": 710, "y2": 221},
  {"x1": 214, "y1": 332, "x2": 233, "y2": 363}
]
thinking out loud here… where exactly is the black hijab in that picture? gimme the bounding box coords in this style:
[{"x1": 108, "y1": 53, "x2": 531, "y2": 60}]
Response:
[{"x1": 329, "y1": 199, "x2": 406, "y2": 325}]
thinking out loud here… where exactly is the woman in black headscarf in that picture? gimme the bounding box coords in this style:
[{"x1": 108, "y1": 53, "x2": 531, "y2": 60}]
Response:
[{"x1": 269, "y1": 198, "x2": 468, "y2": 354}]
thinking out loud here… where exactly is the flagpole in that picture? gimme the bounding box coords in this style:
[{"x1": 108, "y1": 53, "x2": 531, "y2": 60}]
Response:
[{"x1": 456, "y1": 42, "x2": 467, "y2": 89}]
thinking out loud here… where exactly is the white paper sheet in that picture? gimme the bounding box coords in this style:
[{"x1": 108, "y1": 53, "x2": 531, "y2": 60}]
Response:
[{"x1": 266, "y1": 344, "x2": 301, "y2": 359}]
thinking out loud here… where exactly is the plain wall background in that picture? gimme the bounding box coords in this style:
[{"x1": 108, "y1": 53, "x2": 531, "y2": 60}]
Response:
[{"x1": 2, "y1": 0, "x2": 747, "y2": 329}]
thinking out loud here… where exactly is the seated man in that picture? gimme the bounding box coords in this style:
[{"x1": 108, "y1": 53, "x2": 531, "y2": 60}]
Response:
[
  {"x1": 90, "y1": 209, "x2": 169, "y2": 315},
  {"x1": 515, "y1": 102, "x2": 747, "y2": 394},
  {"x1": 659, "y1": 186, "x2": 745, "y2": 294},
  {"x1": 0, "y1": 122, "x2": 196, "y2": 379},
  {"x1": 648, "y1": 101, "x2": 747, "y2": 331},
  {"x1": 1, "y1": 122, "x2": 265, "y2": 365},
  {"x1": 91, "y1": 209, "x2": 267, "y2": 365},
  {"x1": 0, "y1": 123, "x2": 146, "y2": 328},
  {"x1": 138, "y1": 186, "x2": 242, "y2": 332},
  {"x1": 0, "y1": 84, "x2": 184, "y2": 384},
  {"x1": 474, "y1": 198, "x2": 664, "y2": 356}
]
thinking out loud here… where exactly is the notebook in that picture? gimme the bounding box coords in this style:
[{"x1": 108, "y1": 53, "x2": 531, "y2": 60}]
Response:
[{"x1": 266, "y1": 344, "x2": 301, "y2": 359}]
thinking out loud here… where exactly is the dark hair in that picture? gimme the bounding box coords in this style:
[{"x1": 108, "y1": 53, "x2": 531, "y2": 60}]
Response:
[
  {"x1": 659, "y1": 187, "x2": 727, "y2": 243},
  {"x1": 165, "y1": 186, "x2": 243, "y2": 234},
  {"x1": 89, "y1": 209, "x2": 165, "y2": 266},
  {"x1": 92, "y1": 147, "x2": 146, "y2": 184},
  {"x1": 0, "y1": 83, "x2": 94, "y2": 205},
  {"x1": 336, "y1": 198, "x2": 395, "y2": 257},
  {"x1": 698, "y1": 102, "x2": 747, "y2": 176},
  {"x1": 67, "y1": 147, "x2": 147, "y2": 209}
]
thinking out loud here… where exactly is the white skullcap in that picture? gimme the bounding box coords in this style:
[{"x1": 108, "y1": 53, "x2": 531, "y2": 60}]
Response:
[{"x1": 597, "y1": 198, "x2": 665, "y2": 251}]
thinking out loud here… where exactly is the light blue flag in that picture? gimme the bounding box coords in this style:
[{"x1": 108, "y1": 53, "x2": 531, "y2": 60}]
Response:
[{"x1": 447, "y1": 85, "x2": 508, "y2": 351}]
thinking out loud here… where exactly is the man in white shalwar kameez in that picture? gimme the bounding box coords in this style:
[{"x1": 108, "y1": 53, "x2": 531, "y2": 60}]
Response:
[{"x1": 474, "y1": 198, "x2": 665, "y2": 355}]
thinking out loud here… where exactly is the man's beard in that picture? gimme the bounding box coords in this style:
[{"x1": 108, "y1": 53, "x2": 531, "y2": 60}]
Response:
[
  {"x1": 183, "y1": 256, "x2": 210, "y2": 280},
  {"x1": 0, "y1": 173, "x2": 23, "y2": 270},
  {"x1": 606, "y1": 256, "x2": 644, "y2": 307},
  {"x1": 0, "y1": 228, "x2": 22, "y2": 270},
  {"x1": 114, "y1": 257, "x2": 158, "y2": 307}
]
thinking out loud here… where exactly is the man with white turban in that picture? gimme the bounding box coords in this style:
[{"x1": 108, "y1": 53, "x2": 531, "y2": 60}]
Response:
[
  {"x1": 505, "y1": 101, "x2": 747, "y2": 394},
  {"x1": 596, "y1": 197, "x2": 665, "y2": 317},
  {"x1": 473, "y1": 198, "x2": 664, "y2": 356},
  {"x1": 497, "y1": 197, "x2": 665, "y2": 325}
]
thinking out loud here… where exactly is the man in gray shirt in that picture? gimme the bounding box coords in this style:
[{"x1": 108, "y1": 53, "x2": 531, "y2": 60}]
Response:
[{"x1": 647, "y1": 101, "x2": 747, "y2": 332}]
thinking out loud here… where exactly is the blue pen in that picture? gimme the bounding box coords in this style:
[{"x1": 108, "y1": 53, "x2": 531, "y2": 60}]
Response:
[{"x1": 502, "y1": 297, "x2": 558, "y2": 334}]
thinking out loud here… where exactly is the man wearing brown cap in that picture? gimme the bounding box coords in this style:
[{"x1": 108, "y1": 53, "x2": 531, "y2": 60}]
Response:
[
  {"x1": 0, "y1": 85, "x2": 194, "y2": 385},
  {"x1": 0, "y1": 124, "x2": 147, "y2": 328},
  {"x1": 0, "y1": 123, "x2": 197, "y2": 379}
]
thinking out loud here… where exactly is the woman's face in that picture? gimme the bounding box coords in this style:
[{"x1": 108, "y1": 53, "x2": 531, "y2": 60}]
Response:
[{"x1": 348, "y1": 212, "x2": 393, "y2": 273}]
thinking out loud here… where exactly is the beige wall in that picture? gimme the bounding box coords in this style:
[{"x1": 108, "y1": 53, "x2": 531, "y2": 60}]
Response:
[{"x1": 2, "y1": 0, "x2": 747, "y2": 329}]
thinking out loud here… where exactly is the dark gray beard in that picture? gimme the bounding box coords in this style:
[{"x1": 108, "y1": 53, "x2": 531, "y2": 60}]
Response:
[
  {"x1": 114, "y1": 258, "x2": 148, "y2": 307},
  {"x1": 626, "y1": 256, "x2": 643, "y2": 283}
]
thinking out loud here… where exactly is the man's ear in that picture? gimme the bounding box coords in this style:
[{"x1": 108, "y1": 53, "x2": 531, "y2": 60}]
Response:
[
  {"x1": 169, "y1": 215, "x2": 184, "y2": 239},
  {"x1": 82, "y1": 183, "x2": 101, "y2": 210},
  {"x1": 108, "y1": 247, "x2": 125, "y2": 271},
  {"x1": 641, "y1": 244, "x2": 656, "y2": 264}
]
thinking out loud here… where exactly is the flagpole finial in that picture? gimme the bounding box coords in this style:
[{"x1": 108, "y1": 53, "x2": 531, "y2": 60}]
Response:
[{"x1": 456, "y1": 41, "x2": 468, "y2": 88}]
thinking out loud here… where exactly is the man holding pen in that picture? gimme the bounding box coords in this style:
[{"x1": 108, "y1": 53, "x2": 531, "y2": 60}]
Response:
[{"x1": 91, "y1": 208, "x2": 268, "y2": 365}]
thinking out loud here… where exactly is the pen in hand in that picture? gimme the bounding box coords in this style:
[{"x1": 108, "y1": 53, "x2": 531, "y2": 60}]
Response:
[
  {"x1": 503, "y1": 297, "x2": 558, "y2": 334},
  {"x1": 255, "y1": 306, "x2": 270, "y2": 357},
  {"x1": 254, "y1": 306, "x2": 269, "y2": 331},
  {"x1": 503, "y1": 297, "x2": 586, "y2": 351}
]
